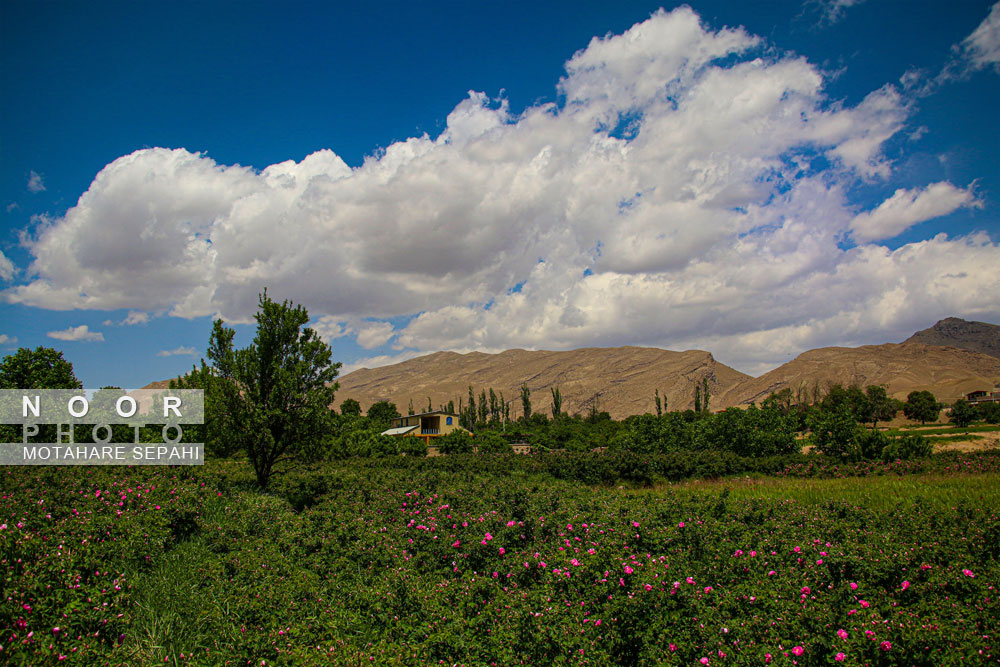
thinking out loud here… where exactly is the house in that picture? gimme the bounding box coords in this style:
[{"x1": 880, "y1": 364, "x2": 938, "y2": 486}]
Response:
[
  {"x1": 965, "y1": 390, "x2": 1000, "y2": 405},
  {"x1": 381, "y1": 410, "x2": 468, "y2": 445}
]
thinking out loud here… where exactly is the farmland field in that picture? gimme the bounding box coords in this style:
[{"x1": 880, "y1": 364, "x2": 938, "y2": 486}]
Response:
[{"x1": 2, "y1": 453, "x2": 998, "y2": 666}]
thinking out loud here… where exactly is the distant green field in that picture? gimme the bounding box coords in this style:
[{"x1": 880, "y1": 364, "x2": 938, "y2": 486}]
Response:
[
  {"x1": 888, "y1": 423, "x2": 999, "y2": 436},
  {"x1": 661, "y1": 470, "x2": 1000, "y2": 511}
]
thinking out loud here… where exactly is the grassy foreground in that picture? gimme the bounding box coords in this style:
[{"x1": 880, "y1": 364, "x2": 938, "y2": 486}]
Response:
[{"x1": 1, "y1": 457, "x2": 997, "y2": 666}]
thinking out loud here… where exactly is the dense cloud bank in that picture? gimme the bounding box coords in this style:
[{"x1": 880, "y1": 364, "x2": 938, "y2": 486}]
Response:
[{"x1": 5, "y1": 7, "x2": 998, "y2": 374}]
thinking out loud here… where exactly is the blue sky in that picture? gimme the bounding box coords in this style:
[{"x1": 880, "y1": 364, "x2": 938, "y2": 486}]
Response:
[{"x1": 2, "y1": 0, "x2": 998, "y2": 387}]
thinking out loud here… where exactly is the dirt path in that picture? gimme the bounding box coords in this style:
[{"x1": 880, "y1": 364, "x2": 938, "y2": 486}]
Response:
[{"x1": 934, "y1": 430, "x2": 1000, "y2": 452}]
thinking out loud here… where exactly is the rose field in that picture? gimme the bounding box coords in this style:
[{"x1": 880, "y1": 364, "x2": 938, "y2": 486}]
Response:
[{"x1": 2, "y1": 453, "x2": 998, "y2": 666}]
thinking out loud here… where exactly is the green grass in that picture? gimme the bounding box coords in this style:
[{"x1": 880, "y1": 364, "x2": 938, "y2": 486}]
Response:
[
  {"x1": 926, "y1": 434, "x2": 986, "y2": 443},
  {"x1": 656, "y1": 471, "x2": 1000, "y2": 512},
  {"x1": 887, "y1": 424, "x2": 999, "y2": 436}
]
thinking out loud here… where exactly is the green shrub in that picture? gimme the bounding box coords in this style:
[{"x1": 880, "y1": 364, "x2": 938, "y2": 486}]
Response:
[
  {"x1": 808, "y1": 403, "x2": 861, "y2": 458},
  {"x1": 475, "y1": 431, "x2": 512, "y2": 453},
  {"x1": 949, "y1": 399, "x2": 978, "y2": 427},
  {"x1": 852, "y1": 427, "x2": 890, "y2": 461},
  {"x1": 882, "y1": 433, "x2": 934, "y2": 461},
  {"x1": 980, "y1": 401, "x2": 1000, "y2": 424},
  {"x1": 438, "y1": 429, "x2": 475, "y2": 454}
]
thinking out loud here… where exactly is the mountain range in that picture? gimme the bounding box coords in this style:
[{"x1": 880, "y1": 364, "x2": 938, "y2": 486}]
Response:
[
  {"x1": 146, "y1": 317, "x2": 1000, "y2": 420},
  {"x1": 332, "y1": 318, "x2": 1000, "y2": 419}
]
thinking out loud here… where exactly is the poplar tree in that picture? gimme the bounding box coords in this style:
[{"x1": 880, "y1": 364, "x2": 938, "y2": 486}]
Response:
[
  {"x1": 551, "y1": 386, "x2": 562, "y2": 418},
  {"x1": 489, "y1": 388, "x2": 499, "y2": 422}
]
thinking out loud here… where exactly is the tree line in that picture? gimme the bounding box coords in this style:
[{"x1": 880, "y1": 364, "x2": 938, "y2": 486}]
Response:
[{"x1": 4, "y1": 292, "x2": 998, "y2": 488}]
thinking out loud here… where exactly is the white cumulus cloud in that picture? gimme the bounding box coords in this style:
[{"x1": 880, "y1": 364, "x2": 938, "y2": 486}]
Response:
[
  {"x1": 312, "y1": 316, "x2": 351, "y2": 343},
  {"x1": 47, "y1": 325, "x2": 104, "y2": 342},
  {"x1": 122, "y1": 310, "x2": 150, "y2": 326},
  {"x1": 814, "y1": 0, "x2": 867, "y2": 26},
  {"x1": 0, "y1": 334, "x2": 17, "y2": 346},
  {"x1": 156, "y1": 346, "x2": 196, "y2": 357},
  {"x1": 27, "y1": 171, "x2": 45, "y2": 193},
  {"x1": 104, "y1": 310, "x2": 151, "y2": 327},
  {"x1": 356, "y1": 321, "x2": 396, "y2": 349},
  {"x1": 0, "y1": 250, "x2": 14, "y2": 281},
  {"x1": 962, "y1": 1, "x2": 1000, "y2": 72},
  {"x1": 3, "y1": 7, "x2": 998, "y2": 373},
  {"x1": 849, "y1": 182, "x2": 980, "y2": 243},
  {"x1": 936, "y1": 2, "x2": 1000, "y2": 83}
]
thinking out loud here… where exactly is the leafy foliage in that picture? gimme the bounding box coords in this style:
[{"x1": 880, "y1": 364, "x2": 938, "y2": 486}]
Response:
[
  {"x1": 437, "y1": 429, "x2": 475, "y2": 454},
  {"x1": 808, "y1": 403, "x2": 861, "y2": 458},
  {"x1": 0, "y1": 346, "x2": 82, "y2": 442},
  {"x1": 366, "y1": 400, "x2": 400, "y2": 427},
  {"x1": 880, "y1": 433, "x2": 933, "y2": 461},
  {"x1": 207, "y1": 290, "x2": 340, "y2": 488},
  {"x1": 948, "y1": 399, "x2": 978, "y2": 428},
  {"x1": 904, "y1": 390, "x2": 940, "y2": 425},
  {"x1": 170, "y1": 360, "x2": 240, "y2": 458},
  {"x1": 980, "y1": 401, "x2": 1000, "y2": 424},
  {"x1": 0, "y1": 346, "x2": 82, "y2": 390},
  {"x1": 339, "y1": 398, "x2": 362, "y2": 417},
  {"x1": 3, "y1": 458, "x2": 999, "y2": 665}
]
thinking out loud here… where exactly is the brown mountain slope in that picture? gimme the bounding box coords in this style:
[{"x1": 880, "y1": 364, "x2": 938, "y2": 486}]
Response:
[
  {"x1": 904, "y1": 317, "x2": 1000, "y2": 359},
  {"x1": 718, "y1": 343, "x2": 1000, "y2": 407},
  {"x1": 336, "y1": 347, "x2": 750, "y2": 420}
]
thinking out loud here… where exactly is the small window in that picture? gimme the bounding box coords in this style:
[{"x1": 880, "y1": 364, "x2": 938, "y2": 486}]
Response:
[{"x1": 446, "y1": 417, "x2": 453, "y2": 425}]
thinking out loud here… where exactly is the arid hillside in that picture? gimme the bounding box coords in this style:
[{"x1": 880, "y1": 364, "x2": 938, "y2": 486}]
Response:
[
  {"x1": 718, "y1": 343, "x2": 1000, "y2": 407},
  {"x1": 146, "y1": 318, "x2": 1000, "y2": 418},
  {"x1": 904, "y1": 317, "x2": 1000, "y2": 359},
  {"x1": 335, "y1": 347, "x2": 750, "y2": 420}
]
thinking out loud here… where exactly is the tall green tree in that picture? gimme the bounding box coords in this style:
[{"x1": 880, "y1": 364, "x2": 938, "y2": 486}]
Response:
[
  {"x1": 466, "y1": 386, "x2": 477, "y2": 428},
  {"x1": 171, "y1": 361, "x2": 240, "y2": 457},
  {"x1": 367, "y1": 400, "x2": 400, "y2": 425},
  {"x1": 864, "y1": 385, "x2": 895, "y2": 428},
  {"x1": 208, "y1": 291, "x2": 340, "y2": 488},
  {"x1": 489, "y1": 388, "x2": 499, "y2": 423},
  {"x1": 948, "y1": 399, "x2": 978, "y2": 428},
  {"x1": 340, "y1": 398, "x2": 362, "y2": 417},
  {"x1": 0, "y1": 347, "x2": 82, "y2": 443},
  {"x1": 822, "y1": 384, "x2": 870, "y2": 423},
  {"x1": 978, "y1": 401, "x2": 1000, "y2": 424},
  {"x1": 903, "y1": 390, "x2": 940, "y2": 425},
  {"x1": 702, "y1": 377, "x2": 711, "y2": 413},
  {"x1": 0, "y1": 346, "x2": 81, "y2": 389},
  {"x1": 478, "y1": 389, "x2": 488, "y2": 424},
  {"x1": 550, "y1": 386, "x2": 562, "y2": 419},
  {"x1": 520, "y1": 384, "x2": 532, "y2": 421},
  {"x1": 808, "y1": 403, "x2": 861, "y2": 459}
]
